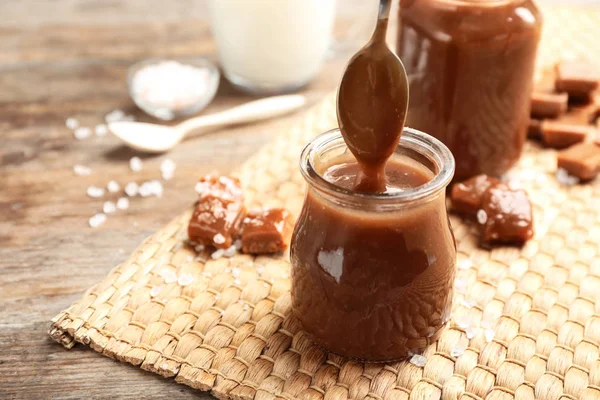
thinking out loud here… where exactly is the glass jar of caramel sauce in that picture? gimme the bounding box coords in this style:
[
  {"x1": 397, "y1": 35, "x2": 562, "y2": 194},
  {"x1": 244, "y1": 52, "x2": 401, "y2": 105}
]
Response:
[
  {"x1": 290, "y1": 128, "x2": 456, "y2": 361},
  {"x1": 397, "y1": 0, "x2": 542, "y2": 181}
]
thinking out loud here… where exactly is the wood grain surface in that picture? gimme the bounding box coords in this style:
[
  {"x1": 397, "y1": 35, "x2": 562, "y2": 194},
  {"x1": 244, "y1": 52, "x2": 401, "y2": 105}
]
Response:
[{"x1": 0, "y1": 1, "x2": 354, "y2": 398}]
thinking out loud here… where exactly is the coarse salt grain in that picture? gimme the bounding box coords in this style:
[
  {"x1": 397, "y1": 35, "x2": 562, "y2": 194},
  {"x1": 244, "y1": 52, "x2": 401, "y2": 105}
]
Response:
[
  {"x1": 88, "y1": 213, "x2": 106, "y2": 228},
  {"x1": 129, "y1": 157, "x2": 143, "y2": 172},
  {"x1": 409, "y1": 354, "x2": 427, "y2": 367},
  {"x1": 232, "y1": 267, "x2": 241, "y2": 278},
  {"x1": 161, "y1": 270, "x2": 177, "y2": 284},
  {"x1": 150, "y1": 286, "x2": 162, "y2": 297},
  {"x1": 454, "y1": 279, "x2": 467, "y2": 294},
  {"x1": 139, "y1": 180, "x2": 163, "y2": 197},
  {"x1": 212, "y1": 249, "x2": 225, "y2": 259},
  {"x1": 125, "y1": 182, "x2": 139, "y2": 197},
  {"x1": 178, "y1": 273, "x2": 194, "y2": 286},
  {"x1": 95, "y1": 124, "x2": 108, "y2": 136},
  {"x1": 105, "y1": 109, "x2": 125, "y2": 123},
  {"x1": 213, "y1": 233, "x2": 226, "y2": 244},
  {"x1": 87, "y1": 186, "x2": 105, "y2": 198},
  {"x1": 103, "y1": 201, "x2": 116, "y2": 214},
  {"x1": 65, "y1": 117, "x2": 79, "y2": 129},
  {"x1": 74, "y1": 127, "x2": 92, "y2": 140},
  {"x1": 457, "y1": 259, "x2": 473, "y2": 270},
  {"x1": 160, "y1": 159, "x2": 176, "y2": 180},
  {"x1": 107, "y1": 180, "x2": 120, "y2": 193},
  {"x1": 477, "y1": 209, "x2": 488, "y2": 224},
  {"x1": 556, "y1": 167, "x2": 580, "y2": 186},
  {"x1": 195, "y1": 244, "x2": 205, "y2": 252},
  {"x1": 223, "y1": 245, "x2": 237, "y2": 258},
  {"x1": 73, "y1": 164, "x2": 91, "y2": 176},
  {"x1": 234, "y1": 279, "x2": 241, "y2": 285},
  {"x1": 466, "y1": 327, "x2": 479, "y2": 339},
  {"x1": 450, "y1": 346, "x2": 465, "y2": 357},
  {"x1": 484, "y1": 329, "x2": 495, "y2": 343},
  {"x1": 116, "y1": 197, "x2": 130, "y2": 210},
  {"x1": 243, "y1": 304, "x2": 249, "y2": 311}
]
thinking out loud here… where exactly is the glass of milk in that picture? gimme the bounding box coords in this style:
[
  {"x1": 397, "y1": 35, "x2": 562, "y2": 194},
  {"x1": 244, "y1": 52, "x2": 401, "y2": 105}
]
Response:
[{"x1": 208, "y1": 0, "x2": 337, "y2": 94}]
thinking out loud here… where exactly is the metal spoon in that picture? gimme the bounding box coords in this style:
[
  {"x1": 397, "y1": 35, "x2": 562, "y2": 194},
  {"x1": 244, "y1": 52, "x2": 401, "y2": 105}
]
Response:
[
  {"x1": 337, "y1": 0, "x2": 409, "y2": 167},
  {"x1": 109, "y1": 95, "x2": 306, "y2": 153}
]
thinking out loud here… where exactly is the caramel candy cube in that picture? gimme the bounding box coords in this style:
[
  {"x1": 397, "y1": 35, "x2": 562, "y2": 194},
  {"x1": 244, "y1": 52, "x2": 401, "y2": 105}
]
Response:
[
  {"x1": 188, "y1": 174, "x2": 246, "y2": 249},
  {"x1": 481, "y1": 184, "x2": 534, "y2": 245},
  {"x1": 557, "y1": 142, "x2": 600, "y2": 181},
  {"x1": 242, "y1": 208, "x2": 294, "y2": 254},
  {"x1": 188, "y1": 196, "x2": 246, "y2": 249},
  {"x1": 450, "y1": 174, "x2": 499, "y2": 215},
  {"x1": 530, "y1": 92, "x2": 568, "y2": 118},
  {"x1": 555, "y1": 61, "x2": 600, "y2": 96},
  {"x1": 541, "y1": 121, "x2": 590, "y2": 149}
]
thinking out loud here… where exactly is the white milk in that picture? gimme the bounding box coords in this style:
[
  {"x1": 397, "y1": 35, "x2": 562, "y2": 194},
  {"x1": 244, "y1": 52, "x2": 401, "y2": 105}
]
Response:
[{"x1": 208, "y1": 0, "x2": 337, "y2": 94}]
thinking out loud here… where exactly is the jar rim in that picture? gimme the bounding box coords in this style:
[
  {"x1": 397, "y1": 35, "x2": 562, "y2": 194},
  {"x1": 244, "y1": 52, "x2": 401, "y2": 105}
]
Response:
[{"x1": 299, "y1": 127, "x2": 455, "y2": 204}]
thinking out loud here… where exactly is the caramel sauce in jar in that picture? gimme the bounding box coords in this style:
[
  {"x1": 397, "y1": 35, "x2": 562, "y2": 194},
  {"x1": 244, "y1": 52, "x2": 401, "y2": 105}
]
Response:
[{"x1": 291, "y1": 128, "x2": 456, "y2": 361}]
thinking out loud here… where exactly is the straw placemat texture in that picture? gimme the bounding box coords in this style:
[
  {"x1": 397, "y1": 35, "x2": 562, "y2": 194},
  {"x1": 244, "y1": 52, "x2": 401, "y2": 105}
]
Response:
[{"x1": 50, "y1": 8, "x2": 600, "y2": 400}]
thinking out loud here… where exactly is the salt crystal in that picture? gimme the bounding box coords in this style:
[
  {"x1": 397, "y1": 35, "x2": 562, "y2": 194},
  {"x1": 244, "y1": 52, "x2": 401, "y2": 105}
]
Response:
[
  {"x1": 234, "y1": 239, "x2": 242, "y2": 250},
  {"x1": 195, "y1": 244, "x2": 205, "y2": 252},
  {"x1": 116, "y1": 197, "x2": 130, "y2": 210},
  {"x1": 161, "y1": 270, "x2": 177, "y2": 284},
  {"x1": 232, "y1": 267, "x2": 241, "y2": 278},
  {"x1": 223, "y1": 245, "x2": 237, "y2": 258},
  {"x1": 409, "y1": 354, "x2": 427, "y2": 367},
  {"x1": 139, "y1": 180, "x2": 163, "y2": 197},
  {"x1": 65, "y1": 117, "x2": 79, "y2": 129},
  {"x1": 74, "y1": 127, "x2": 92, "y2": 140},
  {"x1": 95, "y1": 124, "x2": 108, "y2": 136},
  {"x1": 450, "y1": 346, "x2": 465, "y2": 357},
  {"x1": 234, "y1": 279, "x2": 241, "y2": 285},
  {"x1": 459, "y1": 298, "x2": 475, "y2": 309},
  {"x1": 466, "y1": 327, "x2": 479, "y2": 339},
  {"x1": 212, "y1": 249, "x2": 224, "y2": 259},
  {"x1": 87, "y1": 186, "x2": 105, "y2": 198},
  {"x1": 220, "y1": 310, "x2": 225, "y2": 316},
  {"x1": 103, "y1": 201, "x2": 116, "y2": 214},
  {"x1": 125, "y1": 182, "x2": 139, "y2": 197},
  {"x1": 256, "y1": 266, "x2": 264, "y2": 276},
  {"x1": 130, "y1": 157, "x2": 143, "y2": 172},
  {"x1": 105, "y1": 109, "x2": 125, "y2": 123},
  {"x1": 160, "y1": 159, "x2": 176, "y2": 180},
  {"x1": 213, "y1": 233, "x2": 226, "y2": 244},
  {"x1": 477, "y1": 209, "x2": 488, "y2": 224},
  {"x1": 556, "y1": 168, "x2": 580, "y2": 186},
  {"x1": 178, "y1": 273, "x2": 194, "y2": 286},
  {"x1": 186, "y1": 255, "x2": 194, "y2": 262},
  {"x1": 214, "y1": 294, "x2": 220, "y2": 300},
  {"x1": 88, "y1": 213, "x2": 106, "y2": 228},
  {"x1": 107, "y1": 180, "x2": 120, "y2": 193},
  {"x1": 455, "y1": 279, "x2": 467, "y2": 293},
  {"x1": 150, "y1": 286, "x2": 162, "y2": 297},
  {"x1": 457, "y1": 259, "x2": 473, "y2": 270},
  {"x1": 243, "y1": 304, "x2": 249, "y2": 311},
  {"x1": 484, "y1": 329, "x2": 495, "y2": 343},
  {"x1": 73, "y1": 164, "x2": 91, "y2": 176}
]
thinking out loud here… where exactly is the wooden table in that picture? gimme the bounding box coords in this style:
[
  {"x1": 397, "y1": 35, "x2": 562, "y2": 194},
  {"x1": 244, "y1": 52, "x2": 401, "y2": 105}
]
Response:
[{"x1": 0, "y1": 2, "x2": 354, "y2": 398}]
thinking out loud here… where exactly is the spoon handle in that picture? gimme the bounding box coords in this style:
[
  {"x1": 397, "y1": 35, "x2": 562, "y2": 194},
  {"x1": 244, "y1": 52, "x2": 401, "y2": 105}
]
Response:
[{"x1": 177, "y1": 95, "x2": 306, "y2": 136}]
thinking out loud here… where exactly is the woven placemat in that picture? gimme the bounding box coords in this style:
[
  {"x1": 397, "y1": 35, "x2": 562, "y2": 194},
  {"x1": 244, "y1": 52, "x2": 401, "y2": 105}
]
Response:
[{"x1": 50, "y1": 7, "x2": 600, "y2": 400}]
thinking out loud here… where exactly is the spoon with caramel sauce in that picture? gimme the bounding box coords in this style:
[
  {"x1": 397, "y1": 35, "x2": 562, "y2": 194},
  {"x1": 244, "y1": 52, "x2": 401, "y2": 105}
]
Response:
[{"x1": 337, "y1": 0, "x2": 409, "y2": 193}]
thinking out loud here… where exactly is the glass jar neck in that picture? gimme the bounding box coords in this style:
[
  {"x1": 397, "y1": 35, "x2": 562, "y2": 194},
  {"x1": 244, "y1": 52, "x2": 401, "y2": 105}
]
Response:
[{"x1": 299, "y1": 128, "x2": 455, "y2": 211}]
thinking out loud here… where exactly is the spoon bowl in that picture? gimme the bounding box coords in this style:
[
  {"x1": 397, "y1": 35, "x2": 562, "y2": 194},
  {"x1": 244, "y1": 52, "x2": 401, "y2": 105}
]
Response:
[{"x1": 337, "y1": 0, "x2": 409, "y2": 165}]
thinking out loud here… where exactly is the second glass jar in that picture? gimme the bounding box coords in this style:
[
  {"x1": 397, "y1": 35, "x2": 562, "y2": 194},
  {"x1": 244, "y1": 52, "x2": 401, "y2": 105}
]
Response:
[{"x1": 397, "y1": 0, "x2": 542, "y2": 181}]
